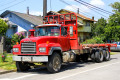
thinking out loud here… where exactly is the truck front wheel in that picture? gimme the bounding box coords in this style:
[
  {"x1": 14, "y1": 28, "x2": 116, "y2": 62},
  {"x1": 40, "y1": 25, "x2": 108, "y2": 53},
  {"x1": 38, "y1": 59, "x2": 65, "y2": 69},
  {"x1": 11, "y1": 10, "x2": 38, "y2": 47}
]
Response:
[
  {"x1": 47, "y1": 52, "x2": 62, "y2": 73},
  {"x1": 16, "y1": 61, "x2": 30, "y2": 72}
]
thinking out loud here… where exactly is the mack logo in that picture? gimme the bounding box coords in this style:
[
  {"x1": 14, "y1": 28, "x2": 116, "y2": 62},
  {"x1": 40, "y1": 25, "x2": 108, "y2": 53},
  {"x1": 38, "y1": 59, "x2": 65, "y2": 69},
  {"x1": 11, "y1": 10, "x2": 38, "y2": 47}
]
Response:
[{"x1": 24, "y1": 41, "x2": 32, "y2": 42}]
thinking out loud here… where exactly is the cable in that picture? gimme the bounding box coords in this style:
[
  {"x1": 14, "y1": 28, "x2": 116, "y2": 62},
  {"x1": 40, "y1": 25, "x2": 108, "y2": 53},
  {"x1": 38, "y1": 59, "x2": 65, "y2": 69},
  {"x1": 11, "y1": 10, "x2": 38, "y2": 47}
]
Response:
[
  {"x1": 60, "y1": 0, "x2": 93, "y2": 18},
  {"x1": 0, "y1": 0, "x2": 17, "y2": 7},
  {"x1": 74, "y1": 0, "x2": 109, "y2": 18},
  {"x1": 75, "y1": 0, "x2": 113, "y2": 14},
  {"x1": 0, "y1": 0, "x2": 26, "y2": 12},
  {"x1": 76, "y1": 0, "x2": 113, "y2": 14}
]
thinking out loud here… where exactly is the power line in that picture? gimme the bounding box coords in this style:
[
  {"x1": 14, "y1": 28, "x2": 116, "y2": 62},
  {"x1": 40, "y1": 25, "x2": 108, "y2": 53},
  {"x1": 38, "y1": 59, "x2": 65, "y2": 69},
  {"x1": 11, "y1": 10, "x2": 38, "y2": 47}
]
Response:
[
  {"x1": 75, "y1": 0, "x2": 113, "y2": 14},
  {"x1": 74, "y1": 0, "x2": 109, "y2": 18},
  {"x1": 0, "y1": 0, "x2": 17, "y2": 7},
  {"x1": 59, "y1": 0, "x2": 93, "y2": 18},
  {"x1": 0, "y1": 0, "x2": 26, "y2": 12}
]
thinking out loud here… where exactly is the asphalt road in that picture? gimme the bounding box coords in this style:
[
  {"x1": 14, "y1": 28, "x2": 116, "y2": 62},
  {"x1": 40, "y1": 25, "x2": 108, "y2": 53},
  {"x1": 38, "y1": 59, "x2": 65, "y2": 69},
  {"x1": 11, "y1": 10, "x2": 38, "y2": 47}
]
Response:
[{"x1": 0, "y1": 52, "x2": 120, "y2": 80}]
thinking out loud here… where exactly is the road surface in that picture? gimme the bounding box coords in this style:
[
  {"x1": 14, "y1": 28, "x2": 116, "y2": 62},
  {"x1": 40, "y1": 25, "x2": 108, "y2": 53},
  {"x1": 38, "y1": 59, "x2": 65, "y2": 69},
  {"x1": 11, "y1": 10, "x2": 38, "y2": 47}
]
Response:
[{"x1": 0, "y1": 52, "x2": 120, "y2": 80}]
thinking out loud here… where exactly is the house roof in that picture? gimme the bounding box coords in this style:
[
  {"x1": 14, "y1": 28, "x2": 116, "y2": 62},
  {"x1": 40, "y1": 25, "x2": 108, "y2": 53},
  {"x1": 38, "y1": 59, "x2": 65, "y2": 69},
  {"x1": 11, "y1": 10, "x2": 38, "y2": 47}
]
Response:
[
  {"x1": 0, "y1": 10, "x2": 43, "y2": 25},
  {"x1": 47, "y1": 11, "x2": 61, "y2": 15},
  {"x1": 58, "y1": 9, "x2": 95, "y2": 22}
]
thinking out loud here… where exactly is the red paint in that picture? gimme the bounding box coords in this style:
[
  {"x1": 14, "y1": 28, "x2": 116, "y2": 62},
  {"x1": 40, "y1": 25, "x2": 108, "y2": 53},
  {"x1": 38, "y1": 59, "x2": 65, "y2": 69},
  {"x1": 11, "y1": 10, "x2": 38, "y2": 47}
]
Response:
[{"x1": 13, "y1": 13, "x2": 117, "y2": 55}]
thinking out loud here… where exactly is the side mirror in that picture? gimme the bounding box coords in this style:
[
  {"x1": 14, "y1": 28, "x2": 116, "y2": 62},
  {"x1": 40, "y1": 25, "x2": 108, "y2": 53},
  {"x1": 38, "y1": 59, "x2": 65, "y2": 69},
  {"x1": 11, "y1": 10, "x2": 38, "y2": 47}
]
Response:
[{"x1": 70, "y1": 26, "x2": 73, "y2": 36}]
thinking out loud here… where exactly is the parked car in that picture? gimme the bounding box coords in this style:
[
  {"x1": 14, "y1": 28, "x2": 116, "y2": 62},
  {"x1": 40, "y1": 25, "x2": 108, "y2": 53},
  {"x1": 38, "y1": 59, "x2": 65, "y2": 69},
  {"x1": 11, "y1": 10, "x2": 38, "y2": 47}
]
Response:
[{"x1": 110, "y1": 42, "x2": 120, "y2": 51}]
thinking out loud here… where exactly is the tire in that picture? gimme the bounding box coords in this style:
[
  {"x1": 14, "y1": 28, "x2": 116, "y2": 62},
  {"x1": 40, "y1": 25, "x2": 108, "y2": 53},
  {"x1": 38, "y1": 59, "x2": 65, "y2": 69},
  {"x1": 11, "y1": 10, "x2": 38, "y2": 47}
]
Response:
[
  {"x1": 103, "y1": 48, "x2": 110, "y2": 61},
  {"x1": 16, "y1": 61, "x2": 30, "y2": 72},
  {"x1": 90, "y1": 49, "x2": 96, "y2": 62},
  {"x1": 95, "y1": 49, "x2": 103, "y2": 63},
  {"x1": 47, "y1": 52, "x2": 62, "y2": 73}
]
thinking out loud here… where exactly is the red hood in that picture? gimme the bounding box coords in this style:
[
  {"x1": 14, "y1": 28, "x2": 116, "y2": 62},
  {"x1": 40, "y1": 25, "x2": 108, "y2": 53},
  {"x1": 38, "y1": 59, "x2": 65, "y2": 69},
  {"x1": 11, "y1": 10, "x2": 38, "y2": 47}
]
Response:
[{"x1": 20, "y1": 36, "x2": 59, "y2": 44}]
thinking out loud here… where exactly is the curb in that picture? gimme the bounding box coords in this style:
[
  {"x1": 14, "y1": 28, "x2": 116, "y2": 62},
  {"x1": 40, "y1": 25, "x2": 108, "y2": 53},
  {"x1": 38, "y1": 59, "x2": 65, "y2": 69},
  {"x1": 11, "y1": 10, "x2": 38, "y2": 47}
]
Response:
[{"x1": 0, "y1": 69, "x2": 16, "y2": 75}]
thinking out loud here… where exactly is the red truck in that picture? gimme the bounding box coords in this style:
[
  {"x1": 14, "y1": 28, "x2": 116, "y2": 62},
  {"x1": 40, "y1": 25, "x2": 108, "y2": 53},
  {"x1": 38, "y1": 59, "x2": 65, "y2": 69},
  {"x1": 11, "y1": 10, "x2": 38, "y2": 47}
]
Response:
[{"x1": 12, "y1": 13, "x2": 117, "y2": 73}]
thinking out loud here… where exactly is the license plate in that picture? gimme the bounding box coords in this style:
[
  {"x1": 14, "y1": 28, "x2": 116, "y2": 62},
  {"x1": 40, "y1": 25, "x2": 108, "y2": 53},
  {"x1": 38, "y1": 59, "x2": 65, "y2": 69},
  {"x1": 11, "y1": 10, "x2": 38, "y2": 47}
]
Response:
[{"x1": 22, "y1": 57, "x2": 31, "y2": 61}]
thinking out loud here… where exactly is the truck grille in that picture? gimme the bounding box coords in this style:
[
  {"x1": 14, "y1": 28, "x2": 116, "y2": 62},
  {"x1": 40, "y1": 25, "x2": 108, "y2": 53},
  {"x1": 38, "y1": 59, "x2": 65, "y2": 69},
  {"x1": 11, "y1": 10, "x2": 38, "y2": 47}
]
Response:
[{"x1": 21, "y1": 42, "x2": 36, "y2": 54}]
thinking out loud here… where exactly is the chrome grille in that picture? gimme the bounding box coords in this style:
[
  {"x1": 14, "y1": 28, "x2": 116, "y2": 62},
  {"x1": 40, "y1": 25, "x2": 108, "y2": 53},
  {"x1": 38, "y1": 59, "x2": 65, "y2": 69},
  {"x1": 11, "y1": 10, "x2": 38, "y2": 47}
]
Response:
[{"x1": 21, "y1": 42, "x2": 36, "y2": 54}]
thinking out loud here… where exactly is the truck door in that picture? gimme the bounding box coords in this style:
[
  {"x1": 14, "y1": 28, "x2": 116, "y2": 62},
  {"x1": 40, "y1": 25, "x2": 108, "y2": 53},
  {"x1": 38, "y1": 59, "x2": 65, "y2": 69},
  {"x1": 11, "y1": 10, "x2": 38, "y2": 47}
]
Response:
[{"x1": 60, "y1": 27, "x2": 70, "y2": 51}]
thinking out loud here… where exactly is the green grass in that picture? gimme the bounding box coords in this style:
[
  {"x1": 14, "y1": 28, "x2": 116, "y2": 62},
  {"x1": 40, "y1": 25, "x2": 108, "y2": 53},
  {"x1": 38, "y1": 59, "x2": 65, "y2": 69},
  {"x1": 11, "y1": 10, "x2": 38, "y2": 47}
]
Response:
[
  {"x1": 110, "y1": 52, "x2": 119, "y2": 55},
  {"x1": 0, "y1": 53, "x2": 16, "y2": 70}
]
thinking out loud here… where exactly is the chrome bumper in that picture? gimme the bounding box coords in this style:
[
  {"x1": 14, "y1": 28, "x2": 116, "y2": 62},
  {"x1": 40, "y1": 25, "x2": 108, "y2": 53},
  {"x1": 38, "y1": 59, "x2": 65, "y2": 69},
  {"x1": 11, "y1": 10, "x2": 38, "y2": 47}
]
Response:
[{"x1": 13, "y1": 56, "x2": 48, "y2": 62}]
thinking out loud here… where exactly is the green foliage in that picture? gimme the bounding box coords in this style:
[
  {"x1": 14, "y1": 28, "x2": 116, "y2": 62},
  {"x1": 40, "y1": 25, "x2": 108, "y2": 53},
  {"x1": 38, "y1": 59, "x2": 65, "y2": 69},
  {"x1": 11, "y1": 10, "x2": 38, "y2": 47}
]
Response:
[
  {"x1": 0, "y1": 53, "x2": 16, "y2": 70},
  {"x1": 110, "y1": 2, "x2": 120, "y2": 12},
  {"x1": 11, "y1": 32, "x2": 25, "y2": 47},
  {"x1": 104, "y1": 25, "x2": 120, "y2": 41},
  {"x1": 1, "y1": 51, "x2": 7, "y2": 62},
  {"x1": 82, "y1": 36, "x2": 104, "y2": 44},
  {"x1": 90, "y1": 2, "x2": 120, "y2": 43},
  {"x1": 91, "y1": 18, "x2": 107, "y2": 37},
  {"x1": 0, "y1": 19, "x2": 8, "y2": 35},
  {"x1": 104, "y1": 2, "x2": 120, "y2": 41}
]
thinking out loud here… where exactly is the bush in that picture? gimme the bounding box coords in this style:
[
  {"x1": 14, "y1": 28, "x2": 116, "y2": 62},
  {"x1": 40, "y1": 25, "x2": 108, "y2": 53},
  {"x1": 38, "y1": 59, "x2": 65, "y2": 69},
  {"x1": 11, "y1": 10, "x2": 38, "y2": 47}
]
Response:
[
  {"x1": 11, "y1": 32, "x2": 25, "y2": 47},
  {"x1": 82, "y1": 36, "x2": 104, "y2": 44},
  {"x1": 1, "y1": 51, "x2": 7, "y2": 62}
]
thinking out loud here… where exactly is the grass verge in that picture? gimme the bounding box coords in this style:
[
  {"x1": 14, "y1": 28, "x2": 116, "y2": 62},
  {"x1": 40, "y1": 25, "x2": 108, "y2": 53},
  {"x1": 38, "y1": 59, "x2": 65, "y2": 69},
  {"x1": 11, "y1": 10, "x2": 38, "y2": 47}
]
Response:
[
  {"x1": 110, "y1": 52, "x2": 119, "y2": 55},
  {"x1": 0, "y1": 53, "x2": 16, "y2": 70}
]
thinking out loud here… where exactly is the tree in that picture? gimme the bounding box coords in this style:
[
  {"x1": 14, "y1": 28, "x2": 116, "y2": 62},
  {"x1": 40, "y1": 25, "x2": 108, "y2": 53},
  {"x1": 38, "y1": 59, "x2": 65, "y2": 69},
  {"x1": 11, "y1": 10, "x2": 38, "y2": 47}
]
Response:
[
  {"x1": 104, "y1": 2, "x2": 120, "y2": 41},
  {"x1": 91, "y1": 18, "x2": 107, "y2": 37},
  {"x1": 0, "y1": 18, "x2": 8, "y2": 35}
]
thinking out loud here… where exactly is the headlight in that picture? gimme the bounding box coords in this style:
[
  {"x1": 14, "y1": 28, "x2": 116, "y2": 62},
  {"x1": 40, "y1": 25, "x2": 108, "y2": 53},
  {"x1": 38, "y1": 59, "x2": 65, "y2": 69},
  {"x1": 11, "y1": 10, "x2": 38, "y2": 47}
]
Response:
[
  {"x1": 13, "y1": 48, "x2": 19, "y2": 52},
  {"x1": 39, "y1": 47, "x2": 46, "y2": 52}
]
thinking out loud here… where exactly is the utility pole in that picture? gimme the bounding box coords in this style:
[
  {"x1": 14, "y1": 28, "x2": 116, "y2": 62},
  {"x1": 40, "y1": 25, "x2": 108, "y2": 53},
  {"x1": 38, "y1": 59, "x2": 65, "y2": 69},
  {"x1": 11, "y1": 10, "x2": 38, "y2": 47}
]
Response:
[
  {"x1": 27, "y1": 7, "x2": 29, "y2": 15},
  {"x1": 77, "y1": 8, "x2": 79, "y2": 14},
  {"x1": 43, "y1": 0, "x2": 47, "y2": 20}
]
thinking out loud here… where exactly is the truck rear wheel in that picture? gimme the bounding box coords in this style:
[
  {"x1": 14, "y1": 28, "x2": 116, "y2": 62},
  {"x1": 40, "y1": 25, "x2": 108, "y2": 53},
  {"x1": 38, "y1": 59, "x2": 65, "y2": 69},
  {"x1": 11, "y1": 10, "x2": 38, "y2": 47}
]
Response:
[
  {"x1": 95, "y1": 49, "x2": 103, "y2": 63},
  {"x1": 16, "y1": 61, "x2": 30, "y2": 72},
  {"x1": 103, "y1": 48, "x2": 110, "y2": 61},
  {"x1": 90, "y1": 49, "x2": 96, "y2": 62},
  {"x1": 47, "y1": 52, "x2": 62, "y2": 73}
]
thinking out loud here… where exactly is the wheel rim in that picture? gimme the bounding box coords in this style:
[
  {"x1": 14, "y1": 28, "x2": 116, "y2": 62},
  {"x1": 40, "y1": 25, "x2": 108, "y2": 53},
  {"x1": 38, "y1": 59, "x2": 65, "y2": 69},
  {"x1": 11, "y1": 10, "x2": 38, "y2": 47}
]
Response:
[
  {"x1": 53, "y1": 56, "x2": 61, "y2": 71},
  {"x1": 100, "y1": 51, "x2": 103, "y2": 61},
  {"x1": 106, "y1": 51, "x2": 110, "y2": 59}
]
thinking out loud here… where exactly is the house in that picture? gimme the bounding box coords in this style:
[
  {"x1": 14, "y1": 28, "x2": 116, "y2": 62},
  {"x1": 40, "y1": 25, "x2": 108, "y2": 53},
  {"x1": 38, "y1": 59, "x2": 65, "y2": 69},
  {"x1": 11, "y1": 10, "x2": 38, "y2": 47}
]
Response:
[
  {"x1": 0, "y1": 10, "x2": 43, "y2": 38},
  {"x1": 47, "y1": 9, "x2": 95, "y2": 42}
]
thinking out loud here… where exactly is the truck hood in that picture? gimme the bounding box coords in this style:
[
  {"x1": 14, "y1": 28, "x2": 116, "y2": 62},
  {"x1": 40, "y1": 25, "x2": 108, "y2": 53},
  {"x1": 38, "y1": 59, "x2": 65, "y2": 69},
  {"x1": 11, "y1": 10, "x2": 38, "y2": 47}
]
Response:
[{"x1": 20, "y1": 36, "x2": 59, "y2": 44}]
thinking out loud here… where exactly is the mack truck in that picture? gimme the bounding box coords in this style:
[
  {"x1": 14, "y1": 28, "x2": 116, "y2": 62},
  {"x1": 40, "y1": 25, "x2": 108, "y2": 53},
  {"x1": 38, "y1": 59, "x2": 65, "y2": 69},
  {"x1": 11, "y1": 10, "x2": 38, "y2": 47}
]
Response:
[{"x1": 12, "y1": 13, "x2": 117, "y2": 73}]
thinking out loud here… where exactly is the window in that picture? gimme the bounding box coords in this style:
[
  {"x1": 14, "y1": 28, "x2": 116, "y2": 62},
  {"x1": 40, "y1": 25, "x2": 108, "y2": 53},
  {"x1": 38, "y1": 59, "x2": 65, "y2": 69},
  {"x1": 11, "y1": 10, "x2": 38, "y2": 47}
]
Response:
[
  {"x1": 86, "y1": 22, "x2": 90, "y2": 26},
  {"x1": 38, "y1": 26, "x2": 60, "y2": 36},
  {"x1": 61, "y1": 27, "x2": 67, "y2": 36}
]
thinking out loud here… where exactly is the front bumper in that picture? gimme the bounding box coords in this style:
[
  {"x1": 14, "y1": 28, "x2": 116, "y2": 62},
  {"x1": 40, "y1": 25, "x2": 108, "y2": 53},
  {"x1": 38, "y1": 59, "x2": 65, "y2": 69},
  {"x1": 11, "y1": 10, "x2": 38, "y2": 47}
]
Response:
[{"x1": 13, "y1": 56, "x2": 48, "y2": 62}]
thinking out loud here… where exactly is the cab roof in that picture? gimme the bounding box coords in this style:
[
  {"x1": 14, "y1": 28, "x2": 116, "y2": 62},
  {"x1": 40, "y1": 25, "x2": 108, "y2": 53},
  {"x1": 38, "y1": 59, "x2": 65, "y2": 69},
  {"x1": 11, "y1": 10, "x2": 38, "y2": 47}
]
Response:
[{"x1": 36, "y1": 24, "x2": 61, "y2": 28}]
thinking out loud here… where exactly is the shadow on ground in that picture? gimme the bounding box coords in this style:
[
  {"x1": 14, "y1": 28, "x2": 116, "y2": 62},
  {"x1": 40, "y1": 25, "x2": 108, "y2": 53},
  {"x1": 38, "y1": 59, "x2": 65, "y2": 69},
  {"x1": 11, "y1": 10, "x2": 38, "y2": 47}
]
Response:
[{"x1": 16, "y1": 58, "x2": 117, "y2": 74}]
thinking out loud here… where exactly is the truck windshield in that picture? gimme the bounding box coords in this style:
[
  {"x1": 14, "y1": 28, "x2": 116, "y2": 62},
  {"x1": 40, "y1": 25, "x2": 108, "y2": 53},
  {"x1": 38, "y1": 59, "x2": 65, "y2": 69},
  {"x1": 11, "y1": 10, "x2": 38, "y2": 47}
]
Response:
[{"x1": 37, "y1": 26, "x2": 60, "y2": 36}]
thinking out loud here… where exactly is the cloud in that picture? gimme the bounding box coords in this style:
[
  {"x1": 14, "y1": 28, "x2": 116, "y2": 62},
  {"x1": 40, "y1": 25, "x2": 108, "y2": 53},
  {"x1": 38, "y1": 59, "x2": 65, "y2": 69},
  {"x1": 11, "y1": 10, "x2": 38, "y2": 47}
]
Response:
[
  {"x1": 90, "y1": 0, "x2": 105, "y2": 7},
  {"x1": 30, "y1": 11, "x2": 43, "y2": 16}
]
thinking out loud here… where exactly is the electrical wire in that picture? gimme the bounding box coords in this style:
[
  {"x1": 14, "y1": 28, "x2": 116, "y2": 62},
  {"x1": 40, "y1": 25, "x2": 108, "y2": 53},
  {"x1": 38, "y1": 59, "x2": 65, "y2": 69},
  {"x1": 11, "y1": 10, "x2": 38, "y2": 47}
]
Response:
[
  {"x1": 75, "y1": 0, "x2": 113, "y2": 14},
  {"x1": 60, "y1": 0, "x2": 93, "y2": 18},
  {"x1": 0, "y1": 0, "x2": 17, "y2": 7},
  {"x1": 0, "y1": 0, "x2": 26, "y2": 12},
  {"x1": 74, "y1": 0, "x2": 109, "y2": 18}
]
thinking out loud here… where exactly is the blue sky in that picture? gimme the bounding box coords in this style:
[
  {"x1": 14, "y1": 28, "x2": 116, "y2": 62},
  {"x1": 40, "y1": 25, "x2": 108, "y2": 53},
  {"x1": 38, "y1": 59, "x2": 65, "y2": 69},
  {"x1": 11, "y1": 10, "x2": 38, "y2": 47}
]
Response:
[{"x1": 0, "y1": 0, "x2": 119, "y2": 20}]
